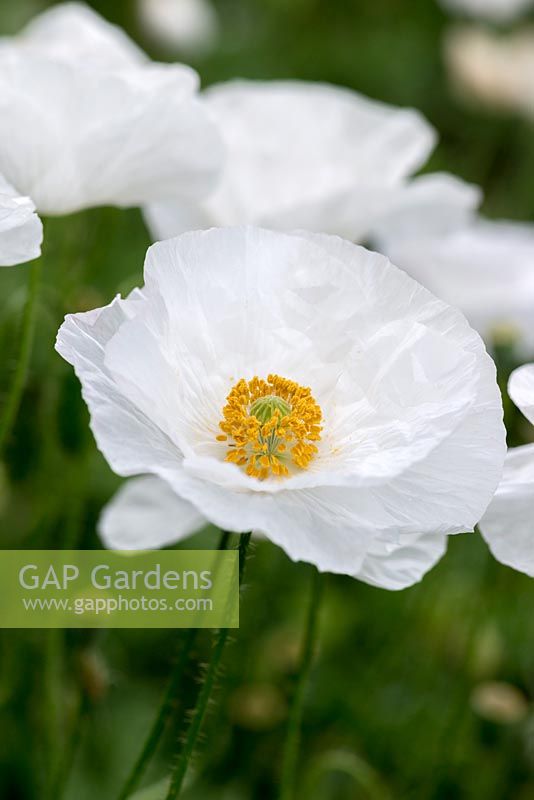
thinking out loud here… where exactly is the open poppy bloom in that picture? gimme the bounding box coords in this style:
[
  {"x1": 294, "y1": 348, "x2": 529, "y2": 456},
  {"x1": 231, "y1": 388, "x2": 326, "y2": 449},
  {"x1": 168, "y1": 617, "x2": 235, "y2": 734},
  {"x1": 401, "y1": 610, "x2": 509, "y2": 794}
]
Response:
[
  {"x1": 377, "y1": 210, "x2": 534, "y2": 353},
  {"x1": 56, "y1": 227, "x2": 506, "y2": 589},
  {"x1": 0, "y1": 40, "x2": 221, "y2": 216},
  {"x1": 0, "y1": 173, "x2": 42, "y2": 267},
  {"x1": 144, "y1": 80, "x2": 437, "y2": 243},
  {"x1": 480, "y1": 365, "x2": 534, "y2": 577}
]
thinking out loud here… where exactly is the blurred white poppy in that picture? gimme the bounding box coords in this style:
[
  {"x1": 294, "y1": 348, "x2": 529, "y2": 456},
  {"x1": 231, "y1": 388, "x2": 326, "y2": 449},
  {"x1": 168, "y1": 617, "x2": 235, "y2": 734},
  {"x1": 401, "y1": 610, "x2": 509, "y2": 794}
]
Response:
[
  {"x1": 0, "y1": 4, "x2": 222, "y2": 215},
  {"x1": 57, "y1": 227, "x2": 506, "y2": 588},
  {"x1": 144, "y1": 80, "x2": 437, "y2": 243},
  {"x1": 0, "y1": 48, "x2": 222, "y2": 215},
  {"x1": 138, "y1": 0, "x2": 219, "y2": 55},
  {"x1": 480, "y1": 364, "x2": 534, "y2": 577},
  {"x1": 0, "y1": 173, "x2": 42, "y2": 267},
  {"x1": 376, "y1": 215, "x2": 534, "y2": 353},
  {"x1": 439, "y1": 0, "x2": 534, "y2": 23},
  {"x1": 445, "y1": 26, "x2": 534, "y2": 118},
  {"x1": 372, "y1": 171, "x2": 482, "y2": 240},
  {"x1": 6, "y1": 2, "x2": 146, "y2": 69}
]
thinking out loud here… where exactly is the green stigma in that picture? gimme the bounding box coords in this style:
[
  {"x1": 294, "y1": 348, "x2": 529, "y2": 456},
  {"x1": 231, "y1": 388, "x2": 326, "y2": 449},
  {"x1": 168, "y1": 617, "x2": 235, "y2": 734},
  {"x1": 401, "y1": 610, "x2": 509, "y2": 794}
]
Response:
[{"x1": 250, "y1": 395, "x2": 291, "y2": 424}]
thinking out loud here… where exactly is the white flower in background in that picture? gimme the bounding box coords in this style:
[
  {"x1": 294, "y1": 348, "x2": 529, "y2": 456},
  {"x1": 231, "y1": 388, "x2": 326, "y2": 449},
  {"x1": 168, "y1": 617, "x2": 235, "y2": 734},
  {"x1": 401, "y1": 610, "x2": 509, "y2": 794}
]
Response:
[
  {"x1": 439, "y1": 0, "x2": 534, "y2": 23},
  {"x1": 444, "y1": 27, "x2": 534, "y2": 119},
  {"x1": 0, "y1": 174, "x2": 42, "y2": 267},
  {"x1": 144, "y1": 80, "x2": 436, "y2": 242},
  {"x1": 56, "y1": 227, "x2": 506, "y2": 589},
  {"x1": 138, "y1": 0, "x2": 219, "y2": 56},
  {"x1": 0, "y1": 4, "x2": 222, "y2": 216},
  {"x1": 0, "y1": 48, "x2": 222, "y2": 215},
  {"x1": 3, "y1": 2, "x2": 146, "y2": 69},
  {"x1": 480, "y1": 365, "x2": 534, "y2": 577},
  {"x1": 375, "y1": 212, "x2": 534, "y2": 352},
  {"x1": 372, "y1": 171, "x2": 482, "y2": 241}
]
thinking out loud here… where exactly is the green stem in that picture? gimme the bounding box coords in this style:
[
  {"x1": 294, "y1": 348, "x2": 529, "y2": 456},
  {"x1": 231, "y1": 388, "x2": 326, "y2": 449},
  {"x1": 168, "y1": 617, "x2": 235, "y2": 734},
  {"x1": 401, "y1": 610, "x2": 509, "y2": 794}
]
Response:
[
  {"x1": 165, "y1": 532, "x2": 252, "y2": 800},
  {"x1": 0, "y1": 257, "x2": 42, "y2": 454},
  {"x1": 116, "y1": 531, "x2": 233, "y2": 800},
  {"x1": 279, "y1": 567, "x2": 323, "y2": 800},
  {"x1": 117, "y1": 627, "x2": 197, "y2": 800}
]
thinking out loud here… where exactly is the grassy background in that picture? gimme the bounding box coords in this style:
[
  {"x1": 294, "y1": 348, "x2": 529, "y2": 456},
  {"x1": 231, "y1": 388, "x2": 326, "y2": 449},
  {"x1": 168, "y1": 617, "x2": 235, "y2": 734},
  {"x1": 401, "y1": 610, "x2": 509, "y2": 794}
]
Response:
[{"x1": 1, "y1": 1, "x2": 534, "y2": 798}]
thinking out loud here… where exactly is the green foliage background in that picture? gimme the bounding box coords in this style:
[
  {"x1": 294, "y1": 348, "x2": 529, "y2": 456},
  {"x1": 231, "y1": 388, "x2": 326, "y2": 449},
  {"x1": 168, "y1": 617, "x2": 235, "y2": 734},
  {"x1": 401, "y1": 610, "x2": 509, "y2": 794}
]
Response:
[{"x1": 1, "y1": 1, "x2": 534, "y2": 798}]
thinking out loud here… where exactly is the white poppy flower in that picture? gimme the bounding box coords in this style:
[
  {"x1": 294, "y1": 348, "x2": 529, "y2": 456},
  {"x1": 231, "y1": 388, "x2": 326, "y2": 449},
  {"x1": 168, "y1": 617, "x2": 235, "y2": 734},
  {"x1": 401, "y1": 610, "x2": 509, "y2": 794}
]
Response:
[
  {"x1": 480, "y1": 365, "x2": 534, "y2": 577},
  {"x1": 144, "y1": 80, "x2": 436, "y2": 242},
  {"x1": 4, "y1": 2, "x2": 146, "y2": 69},
  {"x1": 0, "y1": 48, "x2": 222, "y2": 216},
  {"x1": 138, "y1": 0, "x2": 219, "y2": 55},
  {"x1": 371, "y1": 171, "x2": 482, "y2": 241},
  {"x1": 444, "y1": 27, "x2": 534, "y2": 119},
  {"x1": 376, "y1": 217, "x2": 534, "y2": 352},
  {"x1": 0, "y1": 173, "x2": 42, "y2": 267},
  {"x1": 439, "y1": 0, "x2": 534, "y2": 23},
  {"x1": 56, "y1": 227, "x2": 506, "y2": 589},
  {"x1": 100, "y1": 475, "x2": 205, "y2": 550},
  {"x1": 508, "y1": 364, "x2": 534, "y2": 425}
]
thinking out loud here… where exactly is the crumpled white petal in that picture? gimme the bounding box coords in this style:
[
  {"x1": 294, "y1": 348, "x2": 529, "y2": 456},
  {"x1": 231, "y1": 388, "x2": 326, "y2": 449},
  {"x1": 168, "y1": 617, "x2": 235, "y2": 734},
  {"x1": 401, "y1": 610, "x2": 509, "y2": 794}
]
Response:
[
  {"x1": 0, "y1": 173, "x2": 42, "y2": 267},
  {"x1": 479, "y1": 444, "x2": 534, "y2": 577},
  {"x1": 144, "y1": 80, "x2": 435, "y2": 242},
  {"x1": 355, "y1": 531, "x2": 447, "y2": 590},
  {"x1": 377, "y1": 217, "x2": 534, "y2": 352},
  {"x1": 508, "y1": 364, "x2": 534, "y2": 425},
  {"x1": 371, "y1": 172, "x2": 481, "y2": 242},
  {"x1": 55, "y1": 291, "x2": 182, "y2": 477},
  {"x1": 98, "y1": 474, "x2": 204, "y2": 550},
  {"x1": 99, "y1": 472, "x2": 447, "y2": 588},
  {"x1": 57, "y1": 226, "x2": 506, "y2": 586},
  {"x1": 479, "y1": 365, "x2": 534, "y2": 577},
  {"x1": 5, "y1": 2, "x2": 145, "y2": 69},
  {"x1": 0, "y1": 48, "x2": 222, "y2": 215}
]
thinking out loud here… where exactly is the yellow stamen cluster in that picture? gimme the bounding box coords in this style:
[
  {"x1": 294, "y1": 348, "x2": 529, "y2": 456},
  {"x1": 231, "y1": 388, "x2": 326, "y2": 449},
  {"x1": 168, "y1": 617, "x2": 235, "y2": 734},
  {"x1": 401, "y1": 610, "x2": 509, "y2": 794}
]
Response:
[{"x1": 217, "y1": 374, "x2": 323, "y2": 480}]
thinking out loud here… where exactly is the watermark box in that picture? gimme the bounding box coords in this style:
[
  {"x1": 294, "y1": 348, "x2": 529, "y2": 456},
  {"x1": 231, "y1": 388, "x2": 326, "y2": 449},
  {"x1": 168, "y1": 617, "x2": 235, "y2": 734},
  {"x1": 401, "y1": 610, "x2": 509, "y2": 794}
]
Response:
[{"x1": 0, "y1": 550, "x2": 239, "y2": 628}]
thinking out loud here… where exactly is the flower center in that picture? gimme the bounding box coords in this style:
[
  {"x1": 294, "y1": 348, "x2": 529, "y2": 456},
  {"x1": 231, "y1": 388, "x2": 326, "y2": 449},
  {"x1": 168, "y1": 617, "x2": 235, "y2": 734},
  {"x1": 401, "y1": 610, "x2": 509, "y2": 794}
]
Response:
[{"x1": 217, "y1": 374, "x2": 323, "y2": 480}]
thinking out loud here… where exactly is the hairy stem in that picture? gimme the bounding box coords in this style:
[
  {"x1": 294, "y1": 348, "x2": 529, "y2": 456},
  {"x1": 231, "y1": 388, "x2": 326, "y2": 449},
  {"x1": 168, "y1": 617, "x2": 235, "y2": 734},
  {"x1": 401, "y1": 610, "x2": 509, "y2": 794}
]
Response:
[
  {"x1": 165, "y1": 531, "x2": 252, "y2": 800},
  {"x1": 116, "y1": 530, "x2": 233, "y2": 800}
]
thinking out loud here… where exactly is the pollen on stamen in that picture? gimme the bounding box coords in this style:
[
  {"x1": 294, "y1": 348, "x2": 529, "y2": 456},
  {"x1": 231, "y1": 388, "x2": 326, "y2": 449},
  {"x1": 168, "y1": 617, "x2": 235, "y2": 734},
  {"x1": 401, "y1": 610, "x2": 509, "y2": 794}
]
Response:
[{"x1": 217, "y1": 374, "x2": 323, "y2": 480}]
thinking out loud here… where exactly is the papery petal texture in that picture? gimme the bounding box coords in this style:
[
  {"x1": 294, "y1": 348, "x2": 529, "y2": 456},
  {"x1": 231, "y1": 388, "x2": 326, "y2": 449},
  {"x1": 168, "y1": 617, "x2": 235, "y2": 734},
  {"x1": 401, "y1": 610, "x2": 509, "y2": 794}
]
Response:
[
  {"x1": 0, "y1": 173, "x2": 42, "y2": 267},
  {"x1": 57, "y1": 227, "x2": 506, "y2": 586},
  {"x1": 0, "y1": 49, "x2": 222, "y2": 214},
  {"x1": 144, "y1": 80, "x2": 436, "y2": 242},
  {"x1": 356, "y1": 531, "x2": 448, "y2": 590},
  {"x1": 98, "y1": 473, "x2": 447, "y2": 589},
  {"x1": 377, "y1": 218, "x2": 534, "y2": 351}
]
